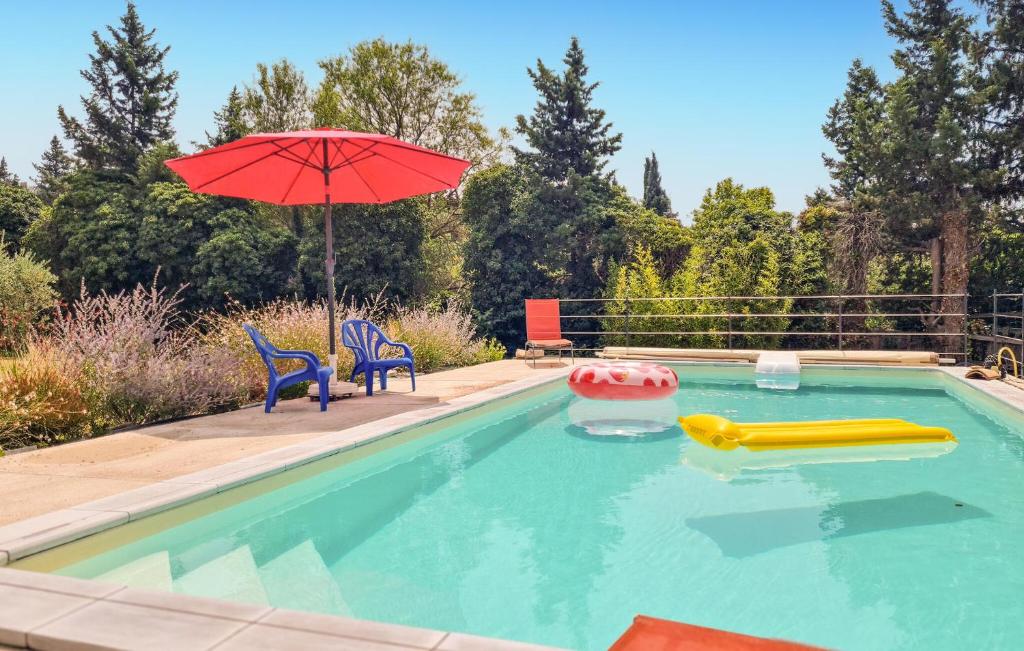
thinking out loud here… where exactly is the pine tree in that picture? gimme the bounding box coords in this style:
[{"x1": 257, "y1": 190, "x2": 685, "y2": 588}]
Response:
[
  {"x1": 977, "y1": 0, "x2": 1024, "y2": 204},
  {"x1": 822, "y1": 59, "x2": 885, "y2": 202},
  {"x1": 204, "y1": 86, "x2": 248, "y2": 148},
  {"x1": 57, "y1": 2, "x2": 178, "y2": 174},
  {"x1": 32, "y1": 137, "x2": 76, "y2": 203},
  {"x1": 821, "y1": 60, "x2": 888, "y2": 299},
  {"x1": 641, "y1": 152, "x2": 674, "y2": 216},
  {"x1": 0, "y1": 157, "x2": 19, "y2": 185},
  {"x1": 514, "y1": 37, "x2": 622, "y2": 181},
  {"x1": 879, "y1": 0, "x2": 981, "y2": 342}
]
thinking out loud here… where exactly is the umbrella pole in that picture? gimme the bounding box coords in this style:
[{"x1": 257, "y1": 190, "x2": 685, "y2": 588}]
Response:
[
  {"x1": 324, "y1": 199, "x2": 337, "y2": 373},
  {"x1": 323, "y1": 143, "x2": 338, "y2": 376}
]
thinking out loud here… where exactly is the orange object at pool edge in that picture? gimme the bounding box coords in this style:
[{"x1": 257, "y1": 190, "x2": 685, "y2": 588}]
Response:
[{"x1": 609, "y1": 615, "x2": 827, "y2": 651}]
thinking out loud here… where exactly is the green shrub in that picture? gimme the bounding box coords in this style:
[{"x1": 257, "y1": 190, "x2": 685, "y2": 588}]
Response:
[
  {"x1": 0, "y1": 183, "x2": 44, "y2": 249},
  {"x1": 0, "y1": 243, "x2": 57, "y2": 351}
]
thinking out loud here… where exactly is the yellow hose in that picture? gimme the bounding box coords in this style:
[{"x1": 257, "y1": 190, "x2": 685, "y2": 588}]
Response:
[{"x1": 996, "y1": 347, "x2": 1020, "y2": 378}]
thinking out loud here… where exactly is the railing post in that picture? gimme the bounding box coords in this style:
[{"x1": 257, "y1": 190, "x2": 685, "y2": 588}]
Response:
[
  {"x1": 837, "y1": 298, "x2": 844, "y2": 351},
  {"x1": 992, "y1": 291, "x2": 998, "y2": 341},
  {"x1": 1019, "y1": 289, "x2": 1023, "y2": 375},
  {"x1": 962, "y1": 292, "x2": 969, "y2": 364},
  {"x1": 727, "y1": 314, "x2": 733, "y2": 351},
  {"x1": 624, "y1": 298, "x2": 632, "y2": 350}
]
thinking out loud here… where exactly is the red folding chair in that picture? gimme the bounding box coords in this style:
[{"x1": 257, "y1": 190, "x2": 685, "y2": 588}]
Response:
[{"x1": 525, "y1": 298, "x2": 575, "y2": 367}]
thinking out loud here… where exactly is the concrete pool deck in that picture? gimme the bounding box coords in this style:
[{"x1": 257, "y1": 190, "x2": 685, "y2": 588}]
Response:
[{"x1": 0, "y1": 359, "x2": 570, "y2": 527}]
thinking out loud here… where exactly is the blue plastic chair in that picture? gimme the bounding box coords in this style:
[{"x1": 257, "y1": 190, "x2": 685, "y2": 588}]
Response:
[
  {"x1": 243, "y1": 324, "x2": 334, "y2": 413},
  {"x1": 340, "y1": 319, "x2": 416, "y2": 396}
]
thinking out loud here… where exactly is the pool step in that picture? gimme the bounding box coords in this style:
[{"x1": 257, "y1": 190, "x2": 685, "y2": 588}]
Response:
[
  {"x1": 96, "y1": 551, "x2": 173, "y2": 590},
  {"x1": 174, "y1": 544, "x2": 269, "y2": 605},
  {"x1": 260, "y1": 540, "x2": 352, "y2": 616},
  {"x1": 755, "y1": 351, "x2": 800, "y2": 390}
]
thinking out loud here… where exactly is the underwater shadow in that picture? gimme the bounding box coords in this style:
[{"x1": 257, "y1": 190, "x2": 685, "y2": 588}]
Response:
[{"x1": 687, "y1": 491, "x2": 990, "y2": 558}]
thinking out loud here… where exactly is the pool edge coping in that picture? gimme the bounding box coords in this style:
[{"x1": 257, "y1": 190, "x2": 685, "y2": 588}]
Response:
[{"x1": 0, "y1": 569, "x2": 568, "y2": 650}]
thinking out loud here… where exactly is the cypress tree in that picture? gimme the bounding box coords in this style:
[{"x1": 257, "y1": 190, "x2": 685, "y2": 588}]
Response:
[
  {"x1": 514, "y1": 37, "x2": 623, "y2": 181},
  {"x1": 32, "y1": 137, "x2": 76, "y2": 203},
  {"x1": 0, "y1": 158, "x2": 18, "y2": 185},
  {"x1": 57, "y1": 2, "x2": 178, "y2": 174},
  {"x1": 641, "y1": 152, "x2": 674, "y2": 217}
]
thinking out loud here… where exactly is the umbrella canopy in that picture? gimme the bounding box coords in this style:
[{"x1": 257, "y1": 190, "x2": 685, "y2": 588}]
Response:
[
  {"x1": 165, "y1": 129, "x2": 469, "y2": 205},
  {"x1": 165, "y1": 128, "x2": 470, "y2": 377}
]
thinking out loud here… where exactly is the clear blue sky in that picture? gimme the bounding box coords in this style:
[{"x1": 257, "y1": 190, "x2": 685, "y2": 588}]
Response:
[{"x1": 0, "y1": 0, "x2": 914, "y2": 216}]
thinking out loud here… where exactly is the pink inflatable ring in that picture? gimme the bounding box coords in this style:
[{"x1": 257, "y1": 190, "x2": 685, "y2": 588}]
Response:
[{"x1": 568, "y1": 362, "x2": 679, "y2": 401}]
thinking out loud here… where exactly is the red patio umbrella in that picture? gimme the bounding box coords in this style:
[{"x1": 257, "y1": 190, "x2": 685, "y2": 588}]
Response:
[{"x1": 165, "y1": 128, "x2": 470, "y2": 373}]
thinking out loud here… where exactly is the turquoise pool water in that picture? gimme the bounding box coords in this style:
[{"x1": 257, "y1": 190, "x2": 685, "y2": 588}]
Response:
[{"x1": 23, "y1": 366, "x2": 1024, "y2": 650}]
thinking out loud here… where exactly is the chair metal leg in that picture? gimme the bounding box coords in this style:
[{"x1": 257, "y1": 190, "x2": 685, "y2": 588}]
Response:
[
  {"x1": 409, "y1": 364, "x2": 416, "y2": 391},
  {"x1": 365, "y1": 370, "x2": 373, "y2": 396},
  {"x1": 379, "y1": 368, "x2": 387, "y2": 390}
]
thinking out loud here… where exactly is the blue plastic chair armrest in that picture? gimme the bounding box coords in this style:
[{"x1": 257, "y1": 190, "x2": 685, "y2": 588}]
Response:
[
  {"x1": 375, "y1": 336, "x2": 413, "y2": 359},
  {"x1": 270, "y1": 350, "x2": 322, "y2": 370}
]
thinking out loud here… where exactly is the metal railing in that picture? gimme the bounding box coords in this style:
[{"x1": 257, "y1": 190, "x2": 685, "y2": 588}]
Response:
[
  {"x1": 555, "y1": 293, "x2": 970, "y2": 359},
  {"x1": 970, "y1": 291, "x2": 1024, "y2": 375}
]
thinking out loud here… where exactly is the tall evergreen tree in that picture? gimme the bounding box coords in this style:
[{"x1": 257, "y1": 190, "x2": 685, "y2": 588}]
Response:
[
  {"x1": 203, "y1": 87, "x2": 247, "y2": 148},
  {"x1": 641, "y1": 152, "x2": 674, "y2": 216},
  {"x1": 32, "y1": 137, "x2": 76, "y2": 203},
  {"x1": 512, "y1": 38, "x2": 627, "y2": 302},
  {"x1": 977, "y1": 0, "x2": 1024, "y2": 206},
  {"x1": 0, "y1": 158, "x2": 19, "y2": 185},
  {"x1": 514, "y1": 37, "x2": 623, "y2": 181},
  {"x1": 822, "y1": 60, "x2": 887, "y2": 296},
  {"x1": 879, "y1": 0, "x2": 982, "y2": 341},
  {"x1": 822, "y1": 59, "x2": 885, "y2": 202},
  {"x1": 57, "y1": 2, "x2": 178, "y2": 174}
]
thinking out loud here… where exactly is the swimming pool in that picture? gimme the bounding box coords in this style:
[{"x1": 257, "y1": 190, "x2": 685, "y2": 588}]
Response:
[{"x1": 14, "y1": 366, "x2": 1024, "y2": 650}]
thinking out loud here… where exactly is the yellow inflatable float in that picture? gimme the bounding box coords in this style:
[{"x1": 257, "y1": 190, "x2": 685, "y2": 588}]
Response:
[{"x1": 678, "y1": 414, "x2": 956, "y2": 451}]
